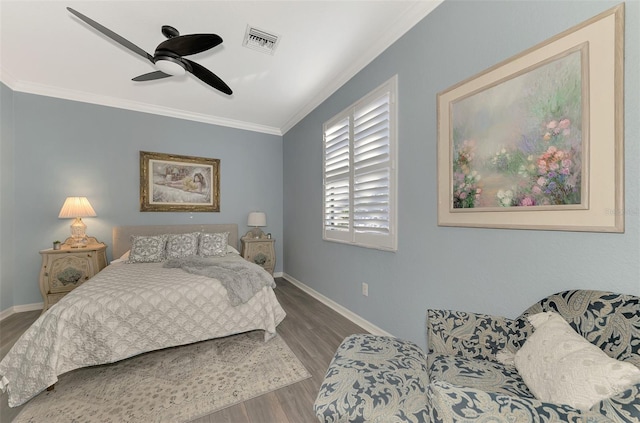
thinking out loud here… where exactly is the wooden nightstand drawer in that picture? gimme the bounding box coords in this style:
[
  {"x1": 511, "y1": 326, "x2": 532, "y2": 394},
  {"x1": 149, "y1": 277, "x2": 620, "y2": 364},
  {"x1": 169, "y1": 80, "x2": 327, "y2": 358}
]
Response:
[
  {"x1": 39, "y1": 237, "x2": 108, "y2": 313},
  {"x1": 240, "y1": 234, "x2": 276, "y2": 275},
  {"x1": 45, "y1": 254, "x2": 93, "y2": 294}
]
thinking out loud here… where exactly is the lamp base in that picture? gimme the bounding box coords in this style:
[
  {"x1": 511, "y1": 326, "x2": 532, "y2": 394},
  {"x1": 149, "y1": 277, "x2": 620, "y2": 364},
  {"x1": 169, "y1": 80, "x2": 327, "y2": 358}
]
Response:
[
  {"x1": 250, "y1": 227, "x2": 264, "y2": 238},
  {"x1": 70, "y1": 217, "x2": 88, "y2": 248}
]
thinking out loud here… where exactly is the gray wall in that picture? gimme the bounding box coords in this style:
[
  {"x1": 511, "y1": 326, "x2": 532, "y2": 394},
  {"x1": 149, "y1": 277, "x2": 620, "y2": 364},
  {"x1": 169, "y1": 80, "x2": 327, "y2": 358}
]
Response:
[
  {"x1": 283, "y1": 0, "x2": 640, "y2": 349},
  {"x1": 1, "y1": 89, "x2": 283, "y2": 309},
  {"x1": 0, "y1": 83, "x2": 15, "y2": 312}
]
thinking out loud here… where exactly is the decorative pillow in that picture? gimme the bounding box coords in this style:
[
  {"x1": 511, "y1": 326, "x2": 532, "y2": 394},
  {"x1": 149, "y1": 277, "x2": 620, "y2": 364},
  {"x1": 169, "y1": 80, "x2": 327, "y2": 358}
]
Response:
[
  {"x1": 514, "y1": 311, "x2": 640, "y2": 410},
  {"x1": 127, "y1": 235, "x2": 167, "y2": 263},
  {"x1": 198, "y1": 232, "x2": 229, "y2": 257},
  {"x1": 166, "y1": 232, "x2": 199, "y2": 259}
]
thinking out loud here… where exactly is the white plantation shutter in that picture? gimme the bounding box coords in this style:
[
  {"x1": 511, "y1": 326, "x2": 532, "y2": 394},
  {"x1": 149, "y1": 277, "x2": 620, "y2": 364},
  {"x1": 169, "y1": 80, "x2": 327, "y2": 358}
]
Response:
[
  {"x1": 353, "y1": 93, "x2": 391, "y2": 236},
  {"x1": 323, "y1": 76, "x2": 397, "y2": 251},
  {"x1": 324, "y1": 116, "x2": 350, "y2": 236}
]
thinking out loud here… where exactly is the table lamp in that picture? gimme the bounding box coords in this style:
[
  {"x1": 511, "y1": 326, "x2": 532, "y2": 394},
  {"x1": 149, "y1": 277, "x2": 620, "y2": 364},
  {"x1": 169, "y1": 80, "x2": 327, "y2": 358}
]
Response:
[
  {"x1": 58, "y1": 196, "x2": 97, "y2": 248},
  {"x1": 247, "y1": 211, "x2": 266, "y2": 238}
]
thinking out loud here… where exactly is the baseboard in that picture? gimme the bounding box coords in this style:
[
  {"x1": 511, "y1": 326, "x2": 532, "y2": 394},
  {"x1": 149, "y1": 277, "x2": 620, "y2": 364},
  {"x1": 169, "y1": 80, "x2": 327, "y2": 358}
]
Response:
[
  {"x1": 282, "y1": 273, "x2": 393, "y2": 337},
  {"x1": 0, "y1": 302, "x2": 43, "y2": 321}
]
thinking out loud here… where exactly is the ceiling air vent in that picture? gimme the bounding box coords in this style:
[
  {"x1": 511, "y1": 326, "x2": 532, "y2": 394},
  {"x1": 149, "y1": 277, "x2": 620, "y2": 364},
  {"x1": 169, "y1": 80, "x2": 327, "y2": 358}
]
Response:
[{"x1": 243, "y1": 25, "x2": 280, "y2": 55}]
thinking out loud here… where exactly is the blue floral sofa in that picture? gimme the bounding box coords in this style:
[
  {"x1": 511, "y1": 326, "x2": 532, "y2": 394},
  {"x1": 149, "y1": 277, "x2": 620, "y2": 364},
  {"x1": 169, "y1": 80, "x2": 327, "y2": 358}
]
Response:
[{"x1": 314, "y1": 290, "x2": 640, "y2": 422}]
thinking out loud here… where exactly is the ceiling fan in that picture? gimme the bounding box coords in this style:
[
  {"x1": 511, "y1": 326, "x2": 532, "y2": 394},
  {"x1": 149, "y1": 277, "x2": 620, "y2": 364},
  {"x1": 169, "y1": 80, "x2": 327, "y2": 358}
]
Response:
[{"x1": 67, "y1": 7, "x2": 232, "y2": 95}]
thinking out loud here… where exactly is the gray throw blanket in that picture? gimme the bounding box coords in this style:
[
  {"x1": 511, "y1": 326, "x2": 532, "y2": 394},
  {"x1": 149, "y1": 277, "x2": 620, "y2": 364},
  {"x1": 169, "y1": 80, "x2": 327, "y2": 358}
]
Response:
[{"x1": 163, "y1": 256, "x2": 275, "y2": 306}]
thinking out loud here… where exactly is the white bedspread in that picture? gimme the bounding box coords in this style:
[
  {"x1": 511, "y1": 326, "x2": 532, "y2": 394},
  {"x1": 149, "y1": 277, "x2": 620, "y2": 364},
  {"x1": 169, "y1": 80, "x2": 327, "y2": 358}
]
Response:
[{"x1": 0, "y1": 254, "x2": 286, "y2": 407}]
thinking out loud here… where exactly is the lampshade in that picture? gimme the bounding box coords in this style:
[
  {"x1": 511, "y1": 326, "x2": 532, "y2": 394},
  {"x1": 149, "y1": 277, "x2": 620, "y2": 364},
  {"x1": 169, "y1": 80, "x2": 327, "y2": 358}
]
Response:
[
  {"x1": 58, "y1": 197, "x2": 97, "y2": 218},
  {"x1": 247, "y1": 212, "x2": 266, "y2": 238},
  {"x1": 58, "y1": 197, "x2": 97, "y2": 248},
  {"x1": 247, "y1": 212, "x2": 266, "y2": 227}
]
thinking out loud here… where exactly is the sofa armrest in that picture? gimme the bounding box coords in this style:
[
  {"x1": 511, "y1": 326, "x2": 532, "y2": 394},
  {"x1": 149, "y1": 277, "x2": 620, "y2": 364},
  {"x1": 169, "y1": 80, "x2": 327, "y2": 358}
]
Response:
[
  {"x1": 427, "y1": 309, "x2": 515, "y2": 361},
  {"x1": 427, "y1": 381, "x2": 613, "y2": 422}
]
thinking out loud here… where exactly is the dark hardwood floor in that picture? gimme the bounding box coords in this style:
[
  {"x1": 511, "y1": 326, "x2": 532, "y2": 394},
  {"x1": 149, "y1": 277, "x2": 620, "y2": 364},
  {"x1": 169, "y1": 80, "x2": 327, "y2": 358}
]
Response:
[{"x1": 0, "y1": 277, "x2": 367, "y2": 422}]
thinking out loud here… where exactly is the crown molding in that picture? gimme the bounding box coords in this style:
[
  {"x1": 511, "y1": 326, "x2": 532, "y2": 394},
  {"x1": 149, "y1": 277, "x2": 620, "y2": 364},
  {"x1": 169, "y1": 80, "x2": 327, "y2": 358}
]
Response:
[
  {"x1": 0, "y1": 67, "x2": 19, "y2": 90},
  {"x1": 2, "y1": 78, "x2": 283, "y2": 136}
]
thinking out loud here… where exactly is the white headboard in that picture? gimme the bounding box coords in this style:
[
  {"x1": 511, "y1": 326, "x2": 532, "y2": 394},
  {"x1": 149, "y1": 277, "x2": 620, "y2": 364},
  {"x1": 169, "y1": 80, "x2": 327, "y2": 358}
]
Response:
[{"x1": 112, "y1": 224, "x2": 239, "y2": 259}]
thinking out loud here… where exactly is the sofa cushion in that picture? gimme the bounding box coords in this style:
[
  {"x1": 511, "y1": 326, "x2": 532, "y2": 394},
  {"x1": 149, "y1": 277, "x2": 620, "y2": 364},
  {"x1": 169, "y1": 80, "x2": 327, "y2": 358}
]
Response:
[
  {"x1": 427, "y1": 381, "x2": 612, "y2": 423},
  {"x1": 589, "y1": 382, "x2": 640, "y2": 422},
  {"x1": 429, "y1": 353, "x2": 534, "y2": 399},
  {"x1": 427, "y1": 309, "x2": 514, "y2": 361},
  {"x1": 515, "y1": 312, "x2": 640, "y2": 410},
  {"x1": 314, "y1": 334, "x2": 429, "y2": 423}
]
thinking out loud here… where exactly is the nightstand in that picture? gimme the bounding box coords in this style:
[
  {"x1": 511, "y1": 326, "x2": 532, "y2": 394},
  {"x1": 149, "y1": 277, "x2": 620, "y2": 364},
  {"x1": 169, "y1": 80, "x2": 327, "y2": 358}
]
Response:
[
  {"x1": 39, "y1": 236, "x2": 108, "y2": 313},
  {"x1": 240, "y1": 233, "x2": 276, "y2": 275}
]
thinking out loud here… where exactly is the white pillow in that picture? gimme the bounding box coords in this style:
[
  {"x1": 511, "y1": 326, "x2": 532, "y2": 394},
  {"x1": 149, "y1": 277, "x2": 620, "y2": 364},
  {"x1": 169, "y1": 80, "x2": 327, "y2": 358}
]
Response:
[{"x1": 514, "y1": 311, "x2": 640, "y2": 410}]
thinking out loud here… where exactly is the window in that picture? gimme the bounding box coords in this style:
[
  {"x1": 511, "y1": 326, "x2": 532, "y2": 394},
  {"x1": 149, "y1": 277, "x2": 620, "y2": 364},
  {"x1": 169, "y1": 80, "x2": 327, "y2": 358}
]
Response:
[{"x1": 323, "y1": 76, "x2": 397, "y2": 251}]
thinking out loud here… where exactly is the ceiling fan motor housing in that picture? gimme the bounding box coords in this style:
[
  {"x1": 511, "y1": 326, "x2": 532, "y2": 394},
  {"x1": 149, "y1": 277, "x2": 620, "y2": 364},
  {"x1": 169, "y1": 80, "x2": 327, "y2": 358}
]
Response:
[{"x1": 161, "y1": 25, "x2": 180, "y2": 39}]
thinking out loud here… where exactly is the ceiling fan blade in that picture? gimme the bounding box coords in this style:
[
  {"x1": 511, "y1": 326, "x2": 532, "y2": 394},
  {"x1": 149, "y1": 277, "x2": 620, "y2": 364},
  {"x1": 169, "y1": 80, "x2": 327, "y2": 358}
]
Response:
[
  {"x1": 157, "y1": 34, "x2": 223, "y2": 57},
  {"x1": 67, "y1": 7, "x2": 154, "y2": 63},
  {"x1": 132, "y1": 71, "x2": 172, "y2": 82},
  {"x1": 184, "y1": 59, "x2": 232, "y2": 95}
]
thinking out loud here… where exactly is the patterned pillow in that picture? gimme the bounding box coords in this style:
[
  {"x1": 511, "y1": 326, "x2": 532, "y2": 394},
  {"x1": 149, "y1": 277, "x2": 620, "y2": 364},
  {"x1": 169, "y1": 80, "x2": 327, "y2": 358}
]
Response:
[
  {"x1": 199, "y1": 232, "x2": 229, "y2": 257},
  {"x1": 127, "y1": 235, "x2": 167, "y2": 263},
  {"x1": 166, "y1": 232, "x2": 200, "y2": 259},
  {"x1": 514, "y1": 312, "x2": 640, "y2": 410}
]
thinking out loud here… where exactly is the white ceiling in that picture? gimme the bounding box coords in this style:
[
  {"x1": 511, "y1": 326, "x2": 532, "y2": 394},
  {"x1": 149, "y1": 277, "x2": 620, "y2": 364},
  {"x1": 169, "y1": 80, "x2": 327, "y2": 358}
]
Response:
[{"x1": 0, "y1": 0, "x2": 441, "y2": 135}]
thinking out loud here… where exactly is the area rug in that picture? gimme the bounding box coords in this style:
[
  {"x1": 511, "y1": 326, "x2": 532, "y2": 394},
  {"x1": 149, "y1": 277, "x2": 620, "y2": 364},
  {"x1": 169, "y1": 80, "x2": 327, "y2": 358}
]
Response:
[{"x1": 14, "y1": 331, "x2": 310, "y2": 422}]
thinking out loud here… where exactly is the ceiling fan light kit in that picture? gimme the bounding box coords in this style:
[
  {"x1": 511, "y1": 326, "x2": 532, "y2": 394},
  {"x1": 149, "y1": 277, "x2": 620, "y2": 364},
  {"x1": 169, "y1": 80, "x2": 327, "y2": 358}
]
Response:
[
  {"x1": 66, "y1": 7, "x2": 232, "y2": 95},
  {"x1": 154, "y1": 55, "x2": 187, "y2": 76}
]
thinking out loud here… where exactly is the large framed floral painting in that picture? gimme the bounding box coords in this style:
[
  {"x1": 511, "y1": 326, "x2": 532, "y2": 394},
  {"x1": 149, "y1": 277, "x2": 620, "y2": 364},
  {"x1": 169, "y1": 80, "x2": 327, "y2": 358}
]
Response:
[
  {"x1": 140, "y1": 151, "x2": 220, "y2": 212},
  {"x1": 437, "y1": 5, "x2": 624, "y2": 232}
]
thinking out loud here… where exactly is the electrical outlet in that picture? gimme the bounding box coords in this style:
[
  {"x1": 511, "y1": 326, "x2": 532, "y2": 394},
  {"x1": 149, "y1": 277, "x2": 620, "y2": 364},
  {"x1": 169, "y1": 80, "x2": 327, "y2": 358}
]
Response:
[{"x1": 362, "y1": 282, "x2": 369, "y2": 297}]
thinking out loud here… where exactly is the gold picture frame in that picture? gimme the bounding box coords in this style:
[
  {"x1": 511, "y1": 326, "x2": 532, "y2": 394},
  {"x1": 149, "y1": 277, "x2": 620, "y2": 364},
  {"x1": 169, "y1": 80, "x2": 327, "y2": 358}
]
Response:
[
  {"x1": 140, "y1": 151, "x2": 220, "y2": 212},
  {"x1": 437, "y1": 4, "x2": 624, "y2": 232}
]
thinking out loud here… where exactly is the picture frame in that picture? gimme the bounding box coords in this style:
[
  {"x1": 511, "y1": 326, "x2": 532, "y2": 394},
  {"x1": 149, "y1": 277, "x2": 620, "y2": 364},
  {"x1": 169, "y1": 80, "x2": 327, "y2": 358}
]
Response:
[
  {"x1": 140, "y1": 151, "x2": 220, "y2": 212},
  {"x1": 437, "y1": 4, "x2": 624, "y2": 232}
]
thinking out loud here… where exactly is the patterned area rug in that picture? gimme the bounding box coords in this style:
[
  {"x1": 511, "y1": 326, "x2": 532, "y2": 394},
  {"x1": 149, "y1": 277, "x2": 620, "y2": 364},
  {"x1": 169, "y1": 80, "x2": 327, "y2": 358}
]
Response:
[{"x1": 15, "y1": 331, "x2": 310, "y2": 422}]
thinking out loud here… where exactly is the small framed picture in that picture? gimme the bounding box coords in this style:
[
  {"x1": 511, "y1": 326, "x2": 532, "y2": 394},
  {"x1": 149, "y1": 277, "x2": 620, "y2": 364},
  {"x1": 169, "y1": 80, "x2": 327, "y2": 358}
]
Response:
[{"x1": 267, "y1": 233, "x2": 272, "y2": 239}]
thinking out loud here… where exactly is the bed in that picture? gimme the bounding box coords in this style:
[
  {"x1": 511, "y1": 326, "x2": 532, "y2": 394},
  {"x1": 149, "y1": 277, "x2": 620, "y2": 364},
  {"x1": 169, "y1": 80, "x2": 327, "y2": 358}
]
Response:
[{"x1": 0, "y1": 224, "x2": 286, "y2": 407}]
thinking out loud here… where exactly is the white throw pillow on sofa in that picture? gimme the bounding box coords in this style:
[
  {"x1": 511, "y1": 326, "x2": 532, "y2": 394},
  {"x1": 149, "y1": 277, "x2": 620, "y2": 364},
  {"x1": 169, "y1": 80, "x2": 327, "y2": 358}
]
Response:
[{"x1": 514, "y1": 311, "x2": 640, "y2": 410}]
